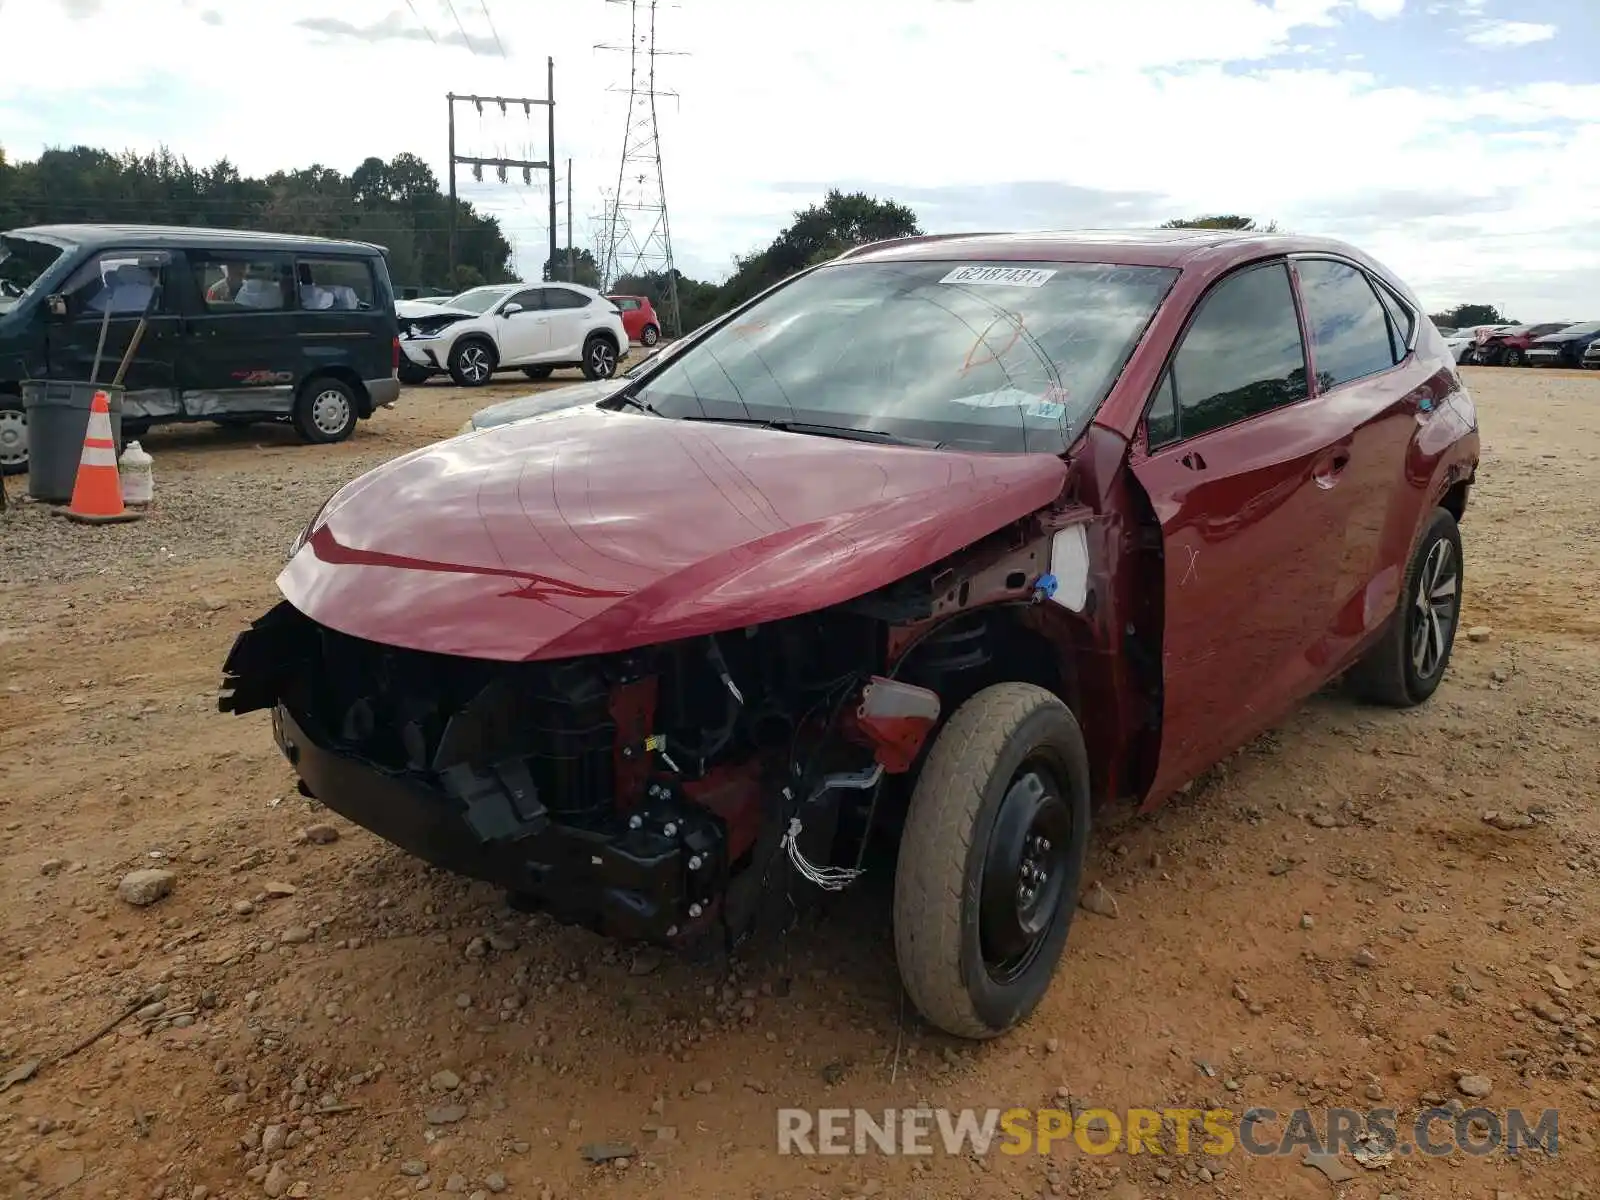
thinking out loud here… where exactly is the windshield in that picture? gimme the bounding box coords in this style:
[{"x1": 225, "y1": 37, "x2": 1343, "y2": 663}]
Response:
[
  {"x1": 448, "y1": 285, "x2": 515, "y2": 314},
  {"x1": 0, "y1": 234, "x2": 71, "y2": 305},
  {"x1": 631, "y1": 260, "x2": 1178, "y2": 453}
]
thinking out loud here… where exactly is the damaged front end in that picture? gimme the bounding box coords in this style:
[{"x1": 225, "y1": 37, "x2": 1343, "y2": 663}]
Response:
[{"x1": 219, "y1": 601, "x2": 943, "y2": 947}]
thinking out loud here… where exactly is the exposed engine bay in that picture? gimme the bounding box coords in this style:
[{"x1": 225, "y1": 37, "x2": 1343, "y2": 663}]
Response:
[{"x1": 217, "y1": 520, "x2": 1111, "y2": 950}]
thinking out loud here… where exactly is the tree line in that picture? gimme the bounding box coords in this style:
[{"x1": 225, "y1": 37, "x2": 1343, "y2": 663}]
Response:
[{"x1": 2, "y1": 144, "x2": 1509, "y2": 335}]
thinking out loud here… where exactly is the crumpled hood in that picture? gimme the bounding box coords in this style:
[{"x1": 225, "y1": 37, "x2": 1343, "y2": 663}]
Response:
[
  {"x1": 396, "y1": 299, "x2": 476, "y2": 320},
  {"x1": 279, "y1": 406, "x2": 1069, "y2": 662}
]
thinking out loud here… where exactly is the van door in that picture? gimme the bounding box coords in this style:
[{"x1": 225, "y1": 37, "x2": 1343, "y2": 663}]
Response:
[
  {"x1": 44, "y1": 249, "x2": 183, "y2": 421},
  {"x1": 178, "y1": 250, "x2": 300, "y2": 419},
  {"x1": 293, "y1": 255, "x2": 395, "y2": 399}
]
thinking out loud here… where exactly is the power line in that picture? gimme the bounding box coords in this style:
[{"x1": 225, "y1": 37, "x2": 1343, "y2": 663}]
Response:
[
  {"x1": 402, "y1": 0, "x2": 439, "y2": 45},
  {"x1": 442, "y1": 0, "x2": 477, "y2": 54},
  {"x1": 479, "y1": 0, "x2": 507, "y2": 57}
]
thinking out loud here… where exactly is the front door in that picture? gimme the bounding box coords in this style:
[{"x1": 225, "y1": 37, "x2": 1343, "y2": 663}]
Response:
[
  {"x1": 492, "y1": 287, "x2": 552, "y2": 365},
  {"x1": 1131, "y1": 259, "x2": 1358, "y2": 803},
  {"x1": 43, "y1": 249, "x2": 182, "y2": 416},
  {"x1": 178, "y1": 249, "x2": 302, "y2": 418}
]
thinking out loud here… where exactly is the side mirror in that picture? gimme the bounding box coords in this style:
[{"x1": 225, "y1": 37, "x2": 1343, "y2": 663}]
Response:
[
  {"x1": 500, "y1": 302, "x2": 524, "y2": 316},
  {"x1": 47, "y1": 294, "x2": 67, "y2": 317}
]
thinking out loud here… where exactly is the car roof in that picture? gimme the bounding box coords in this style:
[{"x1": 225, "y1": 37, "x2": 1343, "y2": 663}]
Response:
[
  {"x1": 836, "y1": 228, "x2": 1390, "y2": 271},
  {"x1": 4, "y1": 223, "x2": 388, "y2": 257}
]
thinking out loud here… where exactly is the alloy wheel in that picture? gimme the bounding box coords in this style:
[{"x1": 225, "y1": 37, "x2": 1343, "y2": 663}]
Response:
[
  {"x1": 978, "y1": 760, "x2": 1073, "y2": 984},
  {"x1": 459, "y1": 346, "x2": 491, "y2": 383},
  {"x1": 1410, "y1": 538, "x2": 1459, "y2": 680},
  {"x1": 589, "y1": 341, "x2": 617, "y2": 377}
]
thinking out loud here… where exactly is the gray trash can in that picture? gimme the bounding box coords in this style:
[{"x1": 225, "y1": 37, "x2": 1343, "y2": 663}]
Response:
[{"x1": 21, "y1": 381, "x2": 125, "y2": 503}]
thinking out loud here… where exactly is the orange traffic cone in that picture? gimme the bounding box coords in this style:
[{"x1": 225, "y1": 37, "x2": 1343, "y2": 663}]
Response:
[{"x1": 64, "y1": 390, "x2": 142, "y2": 525}]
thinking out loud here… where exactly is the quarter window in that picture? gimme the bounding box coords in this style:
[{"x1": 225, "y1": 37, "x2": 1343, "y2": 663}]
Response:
[
  {"x1": 59, "y1": 252, "x2": 170, "y2": 317},
  {"x1": 1165, "y1": 261, "x2": 1308, "y2": 441},
  {"x1": 1295, "y1": 258, "x2": 1400, "y2": 388},
  {"x1": 295, "y1": 258, "x2": 374, "y2": 310},
  {"x1": 1146, "y1": 372, "x2": 1177, "y2": 448},
  {"x1": 1370, "y1": 278, "x2": 1415, "y2": 362}
]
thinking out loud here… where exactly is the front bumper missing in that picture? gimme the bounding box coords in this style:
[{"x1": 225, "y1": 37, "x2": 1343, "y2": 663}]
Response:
[{"x1": 269, "y1": 702, "x2": 727, "y2": 942}]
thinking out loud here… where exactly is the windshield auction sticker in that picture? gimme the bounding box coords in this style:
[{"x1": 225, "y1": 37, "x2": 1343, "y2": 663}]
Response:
[{"x1": 939, "y1": 265, "x2": 1057, "y2": 288}]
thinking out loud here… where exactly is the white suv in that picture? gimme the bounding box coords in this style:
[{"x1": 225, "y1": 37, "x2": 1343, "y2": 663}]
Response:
[{"x1": 396, "y1": 282, "x2": 630, "y2": 387}]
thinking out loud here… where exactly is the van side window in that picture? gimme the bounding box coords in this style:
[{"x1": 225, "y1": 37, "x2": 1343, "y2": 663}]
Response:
[
  {"x1": 60, "y1": 253, "x2": 170, "y2": 318},
  {"x1": 296, "y1": 258, "x2": 375, "y2": 311},
  {"x1": 193, "y1": 254, "x2": 293, "y2": 311}
]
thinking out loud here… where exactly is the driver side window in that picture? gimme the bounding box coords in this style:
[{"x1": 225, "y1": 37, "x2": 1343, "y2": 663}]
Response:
[
  {"x1": 60, "y1": 252, "x2": 169, "y2": 319},
  {"x1": 503, "y1": 288, "x2": 544, "y2": 313}
]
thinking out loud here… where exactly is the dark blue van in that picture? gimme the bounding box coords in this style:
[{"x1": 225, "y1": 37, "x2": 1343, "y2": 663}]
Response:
[{"x1": 0, "y1": 224, "x2": 401, "y2": 475}]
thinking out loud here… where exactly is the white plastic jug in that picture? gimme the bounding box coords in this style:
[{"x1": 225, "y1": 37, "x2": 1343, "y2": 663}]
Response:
[{"x1": 119, "y1": 440, "x2": 154, "y2": 505}]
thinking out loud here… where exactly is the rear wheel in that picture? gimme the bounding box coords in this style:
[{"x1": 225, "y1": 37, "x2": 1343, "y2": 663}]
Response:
[
  {"x1": 293, "y1": 377, "x2": 359, "y2": 445},
  {"x1": 640, "y1": 324, "x2": 660, "y2": 347},
  {"x1": 581, "y1": 334, "x2": 618, "y2": 381},
  {"x1": 1346, "y1": 506, "x2": 1463, "y2": 707},
  {"x1": 521, "y1": 365, "x2": 554, "y2": 381},
  {"x1": 893, "y1": 682, "x2": 1091, "y2": 1039},
  {"x1": 448, "y1": 338, "x2": 498, "y2": 387},
  {"x1": 0, "y1": 395, "x2": 26, "y2": 476}
]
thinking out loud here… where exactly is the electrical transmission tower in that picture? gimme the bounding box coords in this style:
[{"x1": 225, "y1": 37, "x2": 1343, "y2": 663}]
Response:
[{"x1": 596, "y1": 0, "x2": 684, "y2": 334}]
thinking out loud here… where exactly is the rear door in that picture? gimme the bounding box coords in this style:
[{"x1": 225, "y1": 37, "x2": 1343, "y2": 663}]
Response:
[
  {"x1": 1131, "y1": 259, "x2": 1356, "y2": 802},
  {"x1": 492, "y1": 287, "x2": 551, "y2": 364},
  {"x1": 44, "y1": 248, "x2": 182, "y2": 415},
  {"x1": 539, "y1": 286, "x2": 595, "y2": 359},
  {"x1": 179, "y1": 249, "x2": 300, "y2": 417},
  {"x1": 1289, "y1": 256, "x2": 1426, "y2": 664}
]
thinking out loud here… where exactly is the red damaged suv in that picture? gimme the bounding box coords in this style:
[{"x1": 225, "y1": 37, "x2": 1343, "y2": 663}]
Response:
[{"x1": 221, "y1": 230, "x2": 1479, "y2": 1040}]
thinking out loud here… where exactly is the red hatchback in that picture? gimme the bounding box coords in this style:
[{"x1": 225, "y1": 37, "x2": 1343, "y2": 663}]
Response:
[
  {"x1": 223, "y1": 229, "x2": 1478, "y2": 1040},
  {"x1": 607, "y1": 293, "x2": 662, "y2": 345}
]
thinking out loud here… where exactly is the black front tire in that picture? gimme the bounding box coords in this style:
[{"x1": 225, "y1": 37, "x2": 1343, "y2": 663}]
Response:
[
  {"x1": 292, "y1": 377, "x2": 360, "y2": 445},
  {"x1": 448, "y1": 338, "x2": 499, "y2": 387},
  {"x1": 893, "y1": 682, "x2": 1091, "y2": 1040},
  {"x1": 1503, "y1": 348, "x2": 1525, "y2": 368},
  {"x1": 521, "y1": 365, "x2": 554, "y2": 381},
  {"x1": 581, "y1": 334, "x2": 619, "y2": 381},
  {"x1": 1346, "y1": 506, "x2": 1463, "y2": 707},
  {"x1": 397, "y1": 360, "x2": 433, "y2": 386}
]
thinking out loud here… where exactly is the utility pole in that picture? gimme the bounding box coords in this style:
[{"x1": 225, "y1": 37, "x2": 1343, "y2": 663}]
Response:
[
  {"x1": 596, "y1": 0, "x2": 685, "y2": 334},
  {"x1": 566, "y1": 158, "x2": 574, "y2": 283},
  {"x1": 445, "y1": 58, "x2": 557, "y2": 284}
]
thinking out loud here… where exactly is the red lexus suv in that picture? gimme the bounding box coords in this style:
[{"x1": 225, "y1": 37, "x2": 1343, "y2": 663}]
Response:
[{"x1": 223, "y1": 229, "x2": 1479, "y2": 1041}]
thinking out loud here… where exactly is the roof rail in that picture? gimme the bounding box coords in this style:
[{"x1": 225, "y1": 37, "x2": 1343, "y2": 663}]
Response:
[{"x1": 832, "y1": 231, "x2": 1000, "y2": 261}]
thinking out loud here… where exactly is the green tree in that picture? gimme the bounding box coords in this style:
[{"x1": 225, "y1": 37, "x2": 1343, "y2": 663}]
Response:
[
  {"x1": 1162, "y1": 214, "x2": 1280, "y2": 232},
  {"x1": 1427, "y1": 303, "x2": 1514, "y2": 329},
  {"x1": 543, "y1": 248, "x2": 600, "y2": 288}
]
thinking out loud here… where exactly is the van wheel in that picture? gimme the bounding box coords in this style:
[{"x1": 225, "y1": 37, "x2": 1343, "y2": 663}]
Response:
[
  {"x1": 0, "y1": 395, "x2": 26, "y2": 476},
  {"x1": 522, "y1": 366, "x2": 554, "y2": 381},
  {"x1": 581, "y1": 334, "x2": 619, "y2": 381},
  {"x1": 293, "y1": 378, "x2": 359, "y2": 445},
  {"x1": 449, "y1": 339, "x2": 498, "y2": 387},
  {"x1": 641, "y1": 324, "x2": 660, "y2": 347},
  {"x1": 893, "y1": 682, "x2": 1091, "y2": 1040}
]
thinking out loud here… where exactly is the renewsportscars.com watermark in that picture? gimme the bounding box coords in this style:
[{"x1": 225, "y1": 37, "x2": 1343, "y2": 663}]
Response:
[{"x1": 776, "y1": 1106, "x2": 1559, "y2": 1158}]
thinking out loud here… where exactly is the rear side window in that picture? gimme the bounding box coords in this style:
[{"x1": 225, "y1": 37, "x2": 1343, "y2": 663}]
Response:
[
  {"x1": 1295, "y1": 258, "x2": 1400, "y2": 387},
  {"x1": 194, "y1": 253, "x2": 293, "y2": 311},
  {"x1": 296, "y1": 258, "x2": 375, "y2": 311},
  {"x1": 541, "y1": 288, "x2": 590, "y2": 311},
  {"x1": 1165, "y1": 261, "x2": 1308, "y2": 441},
  {"x1": 613, "y1": 297, "x2": 640, "y2": 311}
]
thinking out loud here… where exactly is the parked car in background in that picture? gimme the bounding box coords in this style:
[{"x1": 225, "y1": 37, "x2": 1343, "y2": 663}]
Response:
[
  {"x1": 395, "y1": 282, "x2": 629, "y2": 387},
  {"x1": 1583, "y1": 340, "x2": 1600, "y2": 370},
  {"x1": 1471, "y1": 323, "x2": 1573, "y2": 366},
  {"x1": 0, "y1": 224, "x2": 400, "y2": 475},
  {"x1": 223, "y1": 228, "x2": 1478, "y2": 1042},
  {"x1": 607, "y1": 293, "x2": 662, "y2": 345},
  {"x1": 1525, "y1": 321, "x2": 1600, "y2": 369},
  {"x1": 1442, "y1": 324, "x2": 1510, "y2": 364}
]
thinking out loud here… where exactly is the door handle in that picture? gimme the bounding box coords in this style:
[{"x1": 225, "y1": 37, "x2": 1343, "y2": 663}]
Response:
[
  {"x1": 1313, "y1": 450, "x2": 1351, "y2": 490},
  {"x1": 1179, "y1": 450, "x2": 1207, "y2": 472}
]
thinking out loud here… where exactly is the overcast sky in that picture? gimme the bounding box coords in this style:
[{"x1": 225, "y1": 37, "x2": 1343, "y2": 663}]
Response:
[{"x1": 1, "y1": 0, "x2": 1595, "y2": 318}]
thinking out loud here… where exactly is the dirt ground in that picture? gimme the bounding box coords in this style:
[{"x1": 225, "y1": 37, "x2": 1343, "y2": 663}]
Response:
[{"x1": 2, "y1": 366, "x2": 1599, "y2": 1200}]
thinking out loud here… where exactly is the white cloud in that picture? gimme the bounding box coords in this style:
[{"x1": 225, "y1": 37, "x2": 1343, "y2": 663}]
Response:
[
  {"x1": 1463, "y1": 18, "x2": 1559, "y2": 47},
  {"x1": 0, "y1": 0, "x2": 1594, "y2": 316}
]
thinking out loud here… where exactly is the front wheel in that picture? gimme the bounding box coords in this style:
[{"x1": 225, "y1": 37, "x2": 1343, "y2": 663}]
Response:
[
  {"x1": 581, "y1": 334, "x2": 619, "y2": 381},
  {"x1": 1345, "y1": 506, "x2": 1463, "y2": 706},
  {"x1": 893, "y1": 682, "x2": 1091, "y2": 1040},
  {"x1": 293, "y1": 378, "x2": 359, "y2": 445},
  {"x1": 448, "y1": 339, "x2": 498, "y2": 387},
  {"x1": 1503, "y1": 348, "x2": 1525, "y2": 368},
  {"x1": 397, "y1": 360, "x2": 432, "y2": 386}
]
